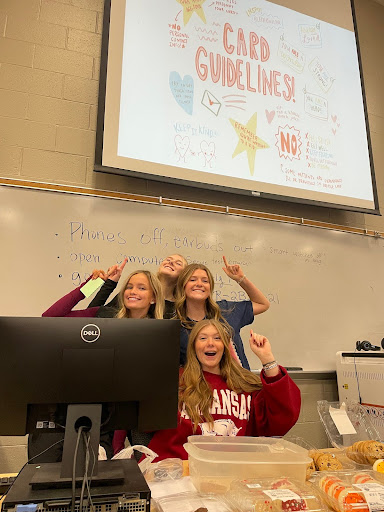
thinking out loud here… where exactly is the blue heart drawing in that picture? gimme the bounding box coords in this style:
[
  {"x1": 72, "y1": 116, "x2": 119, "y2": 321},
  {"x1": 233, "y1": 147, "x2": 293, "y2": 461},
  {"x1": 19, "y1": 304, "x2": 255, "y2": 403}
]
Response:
[{"x1": 169, "y1": 71, "x2": 194, "y2": 115}]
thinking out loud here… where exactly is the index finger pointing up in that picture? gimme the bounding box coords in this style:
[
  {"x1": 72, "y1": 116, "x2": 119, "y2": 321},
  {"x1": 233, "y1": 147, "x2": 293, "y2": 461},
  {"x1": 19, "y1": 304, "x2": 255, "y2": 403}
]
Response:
[{"x1": 223, "y1": 255, "x2": 229, "y2": 268}]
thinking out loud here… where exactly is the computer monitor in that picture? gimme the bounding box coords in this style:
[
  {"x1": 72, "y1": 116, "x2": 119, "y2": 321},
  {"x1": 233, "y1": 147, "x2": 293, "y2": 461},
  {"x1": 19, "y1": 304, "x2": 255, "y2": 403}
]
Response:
[{"x1": 0, "y1": 317, "x2": 181, "y2": 485}]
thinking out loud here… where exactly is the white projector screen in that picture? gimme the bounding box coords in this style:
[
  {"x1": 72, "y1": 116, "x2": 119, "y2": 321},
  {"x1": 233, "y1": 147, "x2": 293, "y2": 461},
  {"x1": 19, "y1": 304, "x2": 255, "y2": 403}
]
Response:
[{"x1": 95, "y1": 0, "x2": 378, "y2": 213}]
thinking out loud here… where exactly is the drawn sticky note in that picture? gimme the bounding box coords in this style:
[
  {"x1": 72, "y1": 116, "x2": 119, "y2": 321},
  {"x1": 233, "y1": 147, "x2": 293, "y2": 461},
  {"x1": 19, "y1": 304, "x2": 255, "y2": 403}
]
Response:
[
  {"x1": 304, "y1": 91, "x2": 328, "y2": 120},
  {"x1": 298, "y1": 24, "x2": 322, "y2": 48},
  {"x1": 278, "y1": 36, "x2": 305, "y2": 73},
  {"x1": 309, "y1": 58, "x2": 334, "y2": 93},
  {"x1": 80, "y1": 277, "x2": 104, "y2": 298},
  {"x1": 329, "y1": 403, "x2": 357, "y2": 435},
  {"x1": 169, "y1": 72, "x2": 194, "y2": 115}
]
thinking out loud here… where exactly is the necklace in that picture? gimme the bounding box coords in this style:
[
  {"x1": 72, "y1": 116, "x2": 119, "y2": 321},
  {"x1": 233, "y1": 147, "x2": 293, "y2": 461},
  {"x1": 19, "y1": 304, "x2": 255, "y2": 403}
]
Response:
[{"x1": 187, "y1": 315, "x2": 207, "y2": 322}]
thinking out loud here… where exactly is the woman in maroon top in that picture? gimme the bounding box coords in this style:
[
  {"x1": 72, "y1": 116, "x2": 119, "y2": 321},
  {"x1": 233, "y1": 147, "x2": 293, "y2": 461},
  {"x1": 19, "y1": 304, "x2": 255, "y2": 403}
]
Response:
[{"x1": 118, "y1": 319, "x2": 301, "y2": 460}]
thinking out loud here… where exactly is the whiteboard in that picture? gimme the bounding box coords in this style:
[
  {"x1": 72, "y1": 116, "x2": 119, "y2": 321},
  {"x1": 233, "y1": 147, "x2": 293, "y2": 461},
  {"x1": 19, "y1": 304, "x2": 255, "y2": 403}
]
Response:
[{"x1": 1, "y1": 184, "x2": 383, "y2": 371}]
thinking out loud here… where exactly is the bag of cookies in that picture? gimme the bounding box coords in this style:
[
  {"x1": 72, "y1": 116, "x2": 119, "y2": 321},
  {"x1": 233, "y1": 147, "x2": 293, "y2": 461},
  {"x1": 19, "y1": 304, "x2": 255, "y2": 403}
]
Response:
[
  {"x1": 317, "y1": 401, "x2": 384, "y2": 468},
  {"x1": 226, "y1": 478, "x2": 325, "y2": 512},
  {"x1": 346, "y1": 440, "x2": 384, "y2": 465},
  {"x1": 284, "y1": 436, "x2": 346, "y2": 479}
]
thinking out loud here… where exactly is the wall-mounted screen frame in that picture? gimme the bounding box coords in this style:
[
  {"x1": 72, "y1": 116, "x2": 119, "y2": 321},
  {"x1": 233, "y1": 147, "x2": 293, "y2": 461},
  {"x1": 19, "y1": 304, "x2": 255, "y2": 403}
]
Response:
[{"x1": 95, "y1": 0, "x2": 379, "y2": 214}]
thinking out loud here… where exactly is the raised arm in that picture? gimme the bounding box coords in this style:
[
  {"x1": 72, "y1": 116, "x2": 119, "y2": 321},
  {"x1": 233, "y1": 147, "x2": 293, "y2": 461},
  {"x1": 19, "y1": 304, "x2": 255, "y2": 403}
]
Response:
[
  {"x1": 246, "y1": 331, "x2": 301, "y2": 436},
  {"x1": 88, "y1": 259, "x2": 127, "y2": 308},
  {"x1": 222, "y1": 256, "x2": 270, "y2": 315},
  {"x1": 42, "y1": 278, "x2": 99, "y2": 317}
]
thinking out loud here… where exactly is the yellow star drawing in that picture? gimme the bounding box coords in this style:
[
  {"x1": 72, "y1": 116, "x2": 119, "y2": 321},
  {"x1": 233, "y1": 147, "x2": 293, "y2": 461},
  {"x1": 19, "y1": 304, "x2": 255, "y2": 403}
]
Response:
[
  {"x1": 229, "y1": 113, "x2": 269, "y2": 176},
  {"x1": 176, "y1": 0, "x2": 207, "y2": 25}
]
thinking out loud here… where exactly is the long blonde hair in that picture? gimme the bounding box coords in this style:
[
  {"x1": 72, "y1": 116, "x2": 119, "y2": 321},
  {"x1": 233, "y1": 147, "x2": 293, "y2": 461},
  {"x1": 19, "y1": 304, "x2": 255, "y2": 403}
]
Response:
[
  {"x1": 115, "y1": 270, "x2": 164, "y2": 319},
  {"x1": 179, "y1": 319, "x2": 262, "y2": 429},
  {"x1": 174, "y1": 263, "x2": 232, "y2": 332}
]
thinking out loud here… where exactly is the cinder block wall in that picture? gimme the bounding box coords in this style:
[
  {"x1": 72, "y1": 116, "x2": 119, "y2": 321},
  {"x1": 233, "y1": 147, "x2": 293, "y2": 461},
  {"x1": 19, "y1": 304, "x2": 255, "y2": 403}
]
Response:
[
  {"x1": 0, "y1": 0, "x2": 382, "y2": 473},
  {"x1": 0, "y1": 0, "x2": 102, "y2": 184}
]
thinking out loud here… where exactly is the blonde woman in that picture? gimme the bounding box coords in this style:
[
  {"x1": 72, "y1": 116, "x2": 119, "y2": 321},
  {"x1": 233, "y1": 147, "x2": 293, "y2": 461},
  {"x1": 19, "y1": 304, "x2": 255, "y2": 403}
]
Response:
[
  {"x1": 88, "y1": 254, "x2": 187, "y2": 318},
  {"x1": 142, "y1": 319, "x2": 300, "y2": 461},
  {"x1": 42, "y1": 269, "x2": 164, "y2": 319},
  {"x1": 174, "y1": 258, "x2": 270, "y2": 369},
  {"x1": 37, "y1": 269, "x2": 164, "y2": 462}
]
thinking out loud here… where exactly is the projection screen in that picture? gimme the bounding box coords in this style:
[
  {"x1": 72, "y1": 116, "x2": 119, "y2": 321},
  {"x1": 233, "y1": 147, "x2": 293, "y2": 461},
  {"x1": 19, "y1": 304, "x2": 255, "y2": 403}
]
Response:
[{"x1": 95, "y1": 0, "x2": 378, "y2": 213}]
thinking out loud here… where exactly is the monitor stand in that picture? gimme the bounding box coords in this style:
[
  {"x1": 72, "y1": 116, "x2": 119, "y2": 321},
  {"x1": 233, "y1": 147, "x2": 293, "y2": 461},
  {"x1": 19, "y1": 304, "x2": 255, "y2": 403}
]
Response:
[{"x1": 30, "y1": 404, "x2": 124, "y2": 489}]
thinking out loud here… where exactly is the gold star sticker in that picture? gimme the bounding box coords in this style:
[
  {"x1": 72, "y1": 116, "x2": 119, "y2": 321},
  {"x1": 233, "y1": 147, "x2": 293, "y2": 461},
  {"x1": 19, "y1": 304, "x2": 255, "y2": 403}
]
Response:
[
  {"x1": 230, "y1": 113, "x2": 269, "y2": 176},
  {"x1": 176, "y1": 0, "x2": 207, "y2": 25}
]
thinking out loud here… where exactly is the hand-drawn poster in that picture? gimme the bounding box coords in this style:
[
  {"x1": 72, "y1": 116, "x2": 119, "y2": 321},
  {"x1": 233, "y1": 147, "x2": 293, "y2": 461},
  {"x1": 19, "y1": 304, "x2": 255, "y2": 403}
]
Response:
[{"x1": 116, "y1": 0, "x2": 375, "y2": 209}]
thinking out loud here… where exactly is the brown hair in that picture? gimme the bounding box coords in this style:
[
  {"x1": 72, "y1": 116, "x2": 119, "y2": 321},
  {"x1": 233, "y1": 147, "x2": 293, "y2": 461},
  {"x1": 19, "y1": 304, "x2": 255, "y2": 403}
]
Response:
[{"x1": 174, "y1": 263, "x2": 232, "y2": 332}]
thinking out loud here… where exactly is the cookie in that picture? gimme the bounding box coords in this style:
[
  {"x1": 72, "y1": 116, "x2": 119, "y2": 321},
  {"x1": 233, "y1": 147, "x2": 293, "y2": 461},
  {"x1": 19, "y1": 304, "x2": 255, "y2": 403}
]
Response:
[
  {"x1": 365, "y1": 441, "x2": 384, "y2": 464},
  {"x1": 306, "y1": 460, "x2": 316, "y2": 480},
  {"x1": 319, "y1": 475, "x2": 342, "y2": 493},
  {"x1": 352, "y1": 472, "x2": 375, "y2": 484},
  {"x1": 315, "y1": 453, "x2": 343, "y2": 471}
]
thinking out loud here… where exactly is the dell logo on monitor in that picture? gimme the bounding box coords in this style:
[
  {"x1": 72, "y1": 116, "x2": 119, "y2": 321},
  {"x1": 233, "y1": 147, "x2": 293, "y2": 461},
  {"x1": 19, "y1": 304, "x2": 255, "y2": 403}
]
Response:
[{"x1": 81, "y1": 324, "x2": 100, "y2": 343}]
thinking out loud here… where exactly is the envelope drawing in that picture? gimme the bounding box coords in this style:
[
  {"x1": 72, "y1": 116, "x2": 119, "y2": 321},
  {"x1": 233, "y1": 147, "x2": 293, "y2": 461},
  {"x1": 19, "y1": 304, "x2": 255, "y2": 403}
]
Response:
[{"x1": 201, "y1": 90, "x2": 222, "y2": 116}]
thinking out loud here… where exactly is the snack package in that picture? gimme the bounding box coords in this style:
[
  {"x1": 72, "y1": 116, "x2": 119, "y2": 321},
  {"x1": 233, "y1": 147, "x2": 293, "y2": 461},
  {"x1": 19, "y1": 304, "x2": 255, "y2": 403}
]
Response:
[
  {"x1": 346, "y1": 441, "x2": 384, "y2": 465},
  {"x1": 146, "y1": 458, "x2": 183, "y2": 482},
  {"x1": 284, "y1": 436, "x2": 347, "y2": 480},
  {"x1": 226, "y1": 477, "x2": 325, "y2": 512},
  {"x1": 313, "y1": 470, "x2": 384, "y2": 512},
  {"x1": 154, "y1": 491, "x2": 232, "y2": 512}
]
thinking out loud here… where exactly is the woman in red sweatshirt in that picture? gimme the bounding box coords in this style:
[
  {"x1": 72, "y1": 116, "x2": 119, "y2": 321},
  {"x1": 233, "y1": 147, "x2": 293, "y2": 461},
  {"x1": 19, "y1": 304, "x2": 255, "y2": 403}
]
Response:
[{"x1": 132, "y1": 319, "x2": 300, "y2": 461}]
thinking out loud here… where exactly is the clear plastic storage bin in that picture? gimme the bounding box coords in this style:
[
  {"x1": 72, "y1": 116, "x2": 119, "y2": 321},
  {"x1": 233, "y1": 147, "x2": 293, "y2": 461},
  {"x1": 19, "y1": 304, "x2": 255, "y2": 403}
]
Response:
[
  {"x1": 312, "y1": 470, "x2": 384, "y2": 512},
  {"x1": 226, "y1": 477, "x2": 326, "y2": 512},
  {"x1": 317, "y1": 401, "x2": 384, "y2": 466},
  {"x1": 183, "y1": 436, "x2": 312, "y2": 492}
]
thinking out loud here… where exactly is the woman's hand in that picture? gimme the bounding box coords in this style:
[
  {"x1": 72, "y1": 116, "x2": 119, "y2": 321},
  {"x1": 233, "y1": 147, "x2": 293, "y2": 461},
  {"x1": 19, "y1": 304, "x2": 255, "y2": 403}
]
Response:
[
  {"x1": 91, "y1": 269, "x2": 108, "y2": 280},
  {"x1": 222, "y1": 255, "x2": 244, "y2": 282},
  {"x1": 105, "y1": 258, "x2": 128, "y2": 282},
  {"x1": 222, "y1": 255, "x2": 270, "y2": 316},
  {"x1": 250, "y1": 330, "x2": 280, "y2": 376},
  {"x1": 249, "y1": 329, "x2": 275, "y2": 365}
]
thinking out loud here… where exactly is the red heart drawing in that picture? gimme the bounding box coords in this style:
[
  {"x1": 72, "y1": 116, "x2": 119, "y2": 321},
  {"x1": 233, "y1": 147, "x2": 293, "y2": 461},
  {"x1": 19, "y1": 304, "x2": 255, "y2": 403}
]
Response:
[
  {"x1": 332, "y1": 128, "x2": 336, "y2": 135},
  {"x1": 265, "y1": 109, "x2": 275, "y2": 124},
  {"x1": 331, "y1": 115, "x2": 337, "y2": 123}
]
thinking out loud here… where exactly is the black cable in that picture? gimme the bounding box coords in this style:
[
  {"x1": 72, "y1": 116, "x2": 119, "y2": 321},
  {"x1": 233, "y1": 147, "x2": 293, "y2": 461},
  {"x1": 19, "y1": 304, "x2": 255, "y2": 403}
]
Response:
[
  {"x1": 71, "y1": 426, "x2": 84, "y2": 512},
  {"x1": 86, "y1": 439, "x2": 96, "y2": 512},
  {"x1": 79, "y1": 432, "x2": 90, "y2": 512},
  {"x1": 1, "y1": 437, "x2": 65, "y2": 500},
  {"x1": 353, "y1": 346, "x2": 363, "y2": 404}
]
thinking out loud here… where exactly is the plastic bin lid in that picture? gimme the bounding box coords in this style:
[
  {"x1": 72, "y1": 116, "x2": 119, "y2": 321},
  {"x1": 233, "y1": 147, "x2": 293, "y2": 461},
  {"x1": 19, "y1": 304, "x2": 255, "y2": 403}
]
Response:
[
  {"x1": 317, "y1": 401, "x2": 382, "y2": 450},
  {"x1": 184, "y1": 436, "x2": 312, "y2": 464}
]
